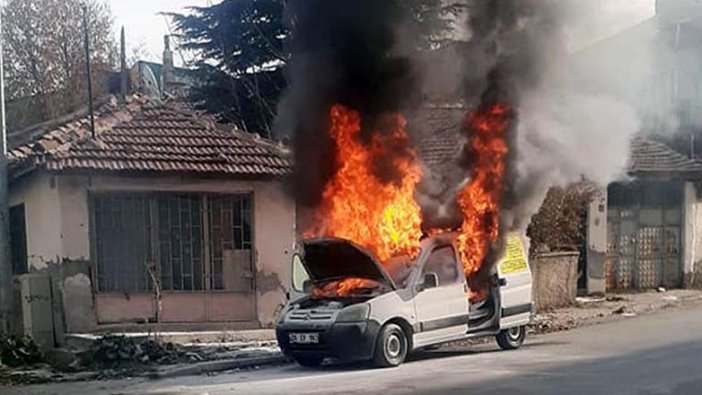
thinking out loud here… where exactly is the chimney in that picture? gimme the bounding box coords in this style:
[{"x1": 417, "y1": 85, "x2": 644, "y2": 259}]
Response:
[
  {"x1": 162, "y1": 35, "x2": 173, "y2": 96},
  {"x1": 120, "y1": 27, "x2": 127, "y2": 102}
]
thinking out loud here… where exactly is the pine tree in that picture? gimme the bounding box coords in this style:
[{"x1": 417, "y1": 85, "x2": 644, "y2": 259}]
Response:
[{"x1": 171, "y1": 0, "x2": 461, "y2": 136}]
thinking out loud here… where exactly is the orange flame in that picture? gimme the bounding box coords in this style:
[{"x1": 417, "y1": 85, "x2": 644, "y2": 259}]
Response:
[
  {"x1": 455, "y1": 104, "x2": 511, "y2": 298},
  {"x1": 307, "y1": 104, "x2": 423, "y2": 262},
  {"x1": 308, "y1": 103, "x2": 511, "y2": 301},
  {"x1": 312, "y1": 278, "x2": 380, "y2": 298}
]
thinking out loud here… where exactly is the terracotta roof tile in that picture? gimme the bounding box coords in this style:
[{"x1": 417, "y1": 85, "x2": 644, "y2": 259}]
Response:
[
  {"x1": 9, "y1": 94, "x2": 291, "y2": 178},
  {"x1": 628, "y1": 137, "x2": 702, "y2": 173},
  {"x1": 414, "y1": 106, "x2": 702, "y2": 177}
]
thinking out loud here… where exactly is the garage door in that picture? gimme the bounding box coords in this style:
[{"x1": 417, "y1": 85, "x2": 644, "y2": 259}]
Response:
[{"x1": 606, "y1": 182, "x2": 683, "y2": 290}]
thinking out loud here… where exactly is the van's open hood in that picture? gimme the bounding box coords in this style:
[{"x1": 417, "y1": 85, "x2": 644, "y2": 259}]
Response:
[{"x1": 301, "y1": 238, "x2": 397, "y2": 290}]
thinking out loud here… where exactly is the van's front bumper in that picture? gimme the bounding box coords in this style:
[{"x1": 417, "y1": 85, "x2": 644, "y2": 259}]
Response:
[{"x1": 276, "y1": 319, "x2": 381, "y2": 362}]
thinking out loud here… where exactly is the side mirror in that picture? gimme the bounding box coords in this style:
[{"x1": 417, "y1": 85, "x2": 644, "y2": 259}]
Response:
[
  {"x1": 302, "y1": 279, "x2": 314, "y2": 294},
  {"x1": 422, "y1": 273, "x2": 439, "y2": 291}
]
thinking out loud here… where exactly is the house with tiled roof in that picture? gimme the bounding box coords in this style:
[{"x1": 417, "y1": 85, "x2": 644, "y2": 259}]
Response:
[
  {"x1": 595, "y1": 137, "x2": 702, "y2": 295},
  {"x1": 7, "y1": 88, "x2": 295, "y2": 340}
]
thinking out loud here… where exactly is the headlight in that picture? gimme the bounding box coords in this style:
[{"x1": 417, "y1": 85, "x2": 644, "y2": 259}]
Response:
[{"x1": 336, "y1": 303, "x2": 370, "y2": 323}]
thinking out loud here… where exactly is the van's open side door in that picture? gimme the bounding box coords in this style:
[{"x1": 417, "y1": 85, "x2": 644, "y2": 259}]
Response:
[{"x1": 497, "y1": 234, "x2": 533, "y2": 328}]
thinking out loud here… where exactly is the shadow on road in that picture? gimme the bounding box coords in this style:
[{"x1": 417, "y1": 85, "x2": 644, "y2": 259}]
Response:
[
  {"x1": 416, "y1": 340, "x2": 702, "y2": 395},
  {"x1": 292, "y1": 338, "x2": 568, "y2": 373}
]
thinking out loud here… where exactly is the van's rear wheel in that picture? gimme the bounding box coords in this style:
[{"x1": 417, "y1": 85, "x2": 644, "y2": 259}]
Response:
[
  {"x1": 293, "y1": 355, "x2": 324, "y2": 367},
  {"x1": 496, "y1": 325, "x2": 526, "y2": 350},
  {"x1": 373, "y1": 323, "x2": 408, "y2": 367}
]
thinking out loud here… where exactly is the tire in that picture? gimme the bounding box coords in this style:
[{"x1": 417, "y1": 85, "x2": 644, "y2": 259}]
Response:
[
  {"x1": 496, "y1": 325, "x2": 526, "y2": 350},
  {"x1": 373, "y1": 323, "x2": 408, "y2": 368},
  {"x1": 293, "y1": 355, "x2": 324, "y2": 367}
]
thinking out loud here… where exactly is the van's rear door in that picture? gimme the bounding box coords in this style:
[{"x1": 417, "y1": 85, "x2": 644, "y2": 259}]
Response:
[{"x1": 497, "y1": 234, "x2": 533, "y2": 328}]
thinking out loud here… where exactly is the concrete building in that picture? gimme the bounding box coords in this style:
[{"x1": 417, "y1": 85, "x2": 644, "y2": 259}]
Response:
[{"x1": 6, "y1": 94, "x2": 295, "y2": 346}]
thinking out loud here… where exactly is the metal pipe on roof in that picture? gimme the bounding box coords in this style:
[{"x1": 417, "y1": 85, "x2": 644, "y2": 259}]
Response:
[{"x1": 120, "y1": 27, "x2": 128, "y2": 103}]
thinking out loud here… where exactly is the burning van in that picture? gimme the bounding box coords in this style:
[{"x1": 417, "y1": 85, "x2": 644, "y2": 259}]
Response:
[{"x1": 276, "y1": 232, "x2": 533, "y2": 368}]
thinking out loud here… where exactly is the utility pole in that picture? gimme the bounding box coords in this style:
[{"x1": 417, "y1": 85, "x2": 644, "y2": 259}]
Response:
[
  {"x1": 82, "y1": 5, "x2": 95, "y2": 139},
  {"x1": 0, "y1": 4, "x2": 13, "y2": 334}
]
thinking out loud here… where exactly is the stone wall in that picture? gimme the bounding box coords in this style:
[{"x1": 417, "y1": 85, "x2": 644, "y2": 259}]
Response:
[{"x1": 531, "y1": 252, "x2": 580, "y2": 311}]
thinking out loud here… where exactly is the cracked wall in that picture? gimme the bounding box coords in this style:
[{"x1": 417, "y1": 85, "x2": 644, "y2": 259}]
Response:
[{"x1": 10, "y1": 172, "x2": 296, "y2": 330}]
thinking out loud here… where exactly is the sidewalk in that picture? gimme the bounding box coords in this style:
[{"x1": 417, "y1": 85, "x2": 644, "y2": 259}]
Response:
[
  {"x1": 531, "y1": 289, "x2": 702, "y2": 334},
  {"x1": 65, "y1": 329, "x2": 276, "y2": 349}
]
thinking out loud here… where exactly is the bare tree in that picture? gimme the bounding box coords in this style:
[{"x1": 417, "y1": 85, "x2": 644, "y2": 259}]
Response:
[{"x1": 2, "y1": 0, "x2": 115, "y2": 129}]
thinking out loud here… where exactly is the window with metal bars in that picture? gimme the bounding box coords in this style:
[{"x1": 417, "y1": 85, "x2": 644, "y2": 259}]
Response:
[
  {"x1": 93, "y1": 194, "x2": 153, "y2": 293},
  {"x1": 92, "y1": 192, "x2": 254, "y2": 293},
  {"x1": 9, "y1": 204, "x2": 28, "y2": 275}
]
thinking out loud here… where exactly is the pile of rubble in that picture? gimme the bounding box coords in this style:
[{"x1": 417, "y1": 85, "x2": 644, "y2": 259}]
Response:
[
  {"x1": 0, "y1": 334, "x2": 46, "y2": 385},
  {"x1": 1, "y1": 334, "x2": 43, "y2": 368},
  {"x1": 1, "y1": 333, "x2": 281, "y2": 385}
]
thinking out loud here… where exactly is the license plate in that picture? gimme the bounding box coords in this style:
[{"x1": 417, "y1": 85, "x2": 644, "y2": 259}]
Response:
[{"x1": 289, "y1": 332, "x2": 319, "y2": 344}]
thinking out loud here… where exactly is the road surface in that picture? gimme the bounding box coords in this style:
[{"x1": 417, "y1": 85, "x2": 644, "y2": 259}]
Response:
[{"x1": 5, "y1": 302, "x2": 702, "y2": 395}]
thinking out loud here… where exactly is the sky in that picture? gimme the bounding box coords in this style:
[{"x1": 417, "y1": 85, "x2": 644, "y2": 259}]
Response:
[
  {"x1": 108, "y1": 0, "x2": 210, "y2": 66},
  {"x1": 567, "y1": 0, "x2": 657, "y2": 49},
  {"x1": 108, "y1": 0, "x2": 657, "y2": 66}
]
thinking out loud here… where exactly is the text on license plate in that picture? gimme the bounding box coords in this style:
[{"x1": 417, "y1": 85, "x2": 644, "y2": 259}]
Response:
[{"x1": 289, "y1": 332, "x2": 319, "y2": 344}]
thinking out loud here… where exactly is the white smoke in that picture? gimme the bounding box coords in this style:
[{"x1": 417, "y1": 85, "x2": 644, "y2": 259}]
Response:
[
  {"x1": 460, "y1": 0, "x2": 658, "y2": 231},
  {"x1": 408, "y1": 1, "x2": 659, "y2": 232}
]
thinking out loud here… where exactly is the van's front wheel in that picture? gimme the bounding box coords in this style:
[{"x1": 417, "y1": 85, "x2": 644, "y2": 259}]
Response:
[
  {"x1": 373, "y1": 323, "x2": 408, "y2": 367},
  {"x1": 496, "y1": 325, "x2": 526, "y2": 350}
]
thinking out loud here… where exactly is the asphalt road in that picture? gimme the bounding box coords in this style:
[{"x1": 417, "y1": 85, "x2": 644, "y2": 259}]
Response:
[{"x1": 5, "y1": 303, "x2": 702, "y2": 395}]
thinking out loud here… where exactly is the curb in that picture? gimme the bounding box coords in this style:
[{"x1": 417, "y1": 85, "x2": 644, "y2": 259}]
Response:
[{"x1": 147, "y1": 354, "x2": 290, "y2": 379}]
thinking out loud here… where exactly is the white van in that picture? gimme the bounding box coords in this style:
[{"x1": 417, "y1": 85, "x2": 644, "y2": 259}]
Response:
[{"x1": 275, "y1": 232, "x2": 533, "y2": 368}]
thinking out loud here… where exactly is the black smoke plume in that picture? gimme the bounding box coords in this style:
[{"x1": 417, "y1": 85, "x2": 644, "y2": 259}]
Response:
[
  {"x1": 276, "y1": 0, "x2": 423, "y2": 209},
  {"x1": 453, "y1": 1, "x2": 566, "y2": 293}
]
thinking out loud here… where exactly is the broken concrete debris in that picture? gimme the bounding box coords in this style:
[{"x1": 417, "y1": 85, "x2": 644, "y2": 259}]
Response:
[
  {"x1": 0, "y1": 334, "x2": 43, "y2": 368},
  {"x1": 89, "y1": 335, "x2": 194, "y2": 368}
]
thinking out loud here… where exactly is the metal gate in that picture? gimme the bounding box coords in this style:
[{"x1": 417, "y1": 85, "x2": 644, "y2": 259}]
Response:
[
  {"x1": 606, "y1": 182, "x2": 683, "y2": 290},
  {"x1": 92, "y1": 192, "x2": 256, "y2": 324}
]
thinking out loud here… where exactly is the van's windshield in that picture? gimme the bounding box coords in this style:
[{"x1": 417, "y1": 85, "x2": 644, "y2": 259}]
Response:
[{"x1": 313, "y1": 277, "x2": 391, "y2": 298}]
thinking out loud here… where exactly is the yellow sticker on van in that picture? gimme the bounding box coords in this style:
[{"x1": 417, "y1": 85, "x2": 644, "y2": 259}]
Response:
[{"x1": 498, "y1": 234, "x2": 528, "y2": 275}]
